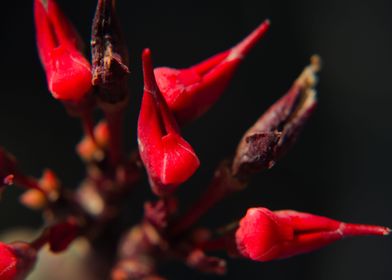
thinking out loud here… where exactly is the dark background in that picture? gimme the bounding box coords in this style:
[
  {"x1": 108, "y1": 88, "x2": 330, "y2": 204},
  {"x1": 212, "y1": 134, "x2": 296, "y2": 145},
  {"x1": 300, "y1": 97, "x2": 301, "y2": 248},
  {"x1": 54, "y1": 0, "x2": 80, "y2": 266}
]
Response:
[{"x1": 1, "y1": 0, "x2": 391, "y2": 279}]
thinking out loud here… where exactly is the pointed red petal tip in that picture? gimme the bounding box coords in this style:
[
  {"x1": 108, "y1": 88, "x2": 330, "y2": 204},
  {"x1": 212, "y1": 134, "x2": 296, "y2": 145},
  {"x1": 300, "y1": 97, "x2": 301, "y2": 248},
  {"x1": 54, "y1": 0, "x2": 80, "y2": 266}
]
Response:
[
  {"x1": 142, "y1": 49, "x2": 161, "y2": 97},
  {"x1": 0, "y1": 242, "x2": 37, "y2": 280},
  {"x1": 138, "y1": 49, "x2": 200, "y2": 196},
  {"x1": 235, "y1": 207, "x2": 390, "y2": 262},
  {"x1": 34, "y1": 0, "x2": 92, "y2": 102},
  {"x1": 153, "y1": 19, "x2": 270, "y2": 124},
  {"x1": 226, "y1": 19, "x2": 270, "y2": 61}
]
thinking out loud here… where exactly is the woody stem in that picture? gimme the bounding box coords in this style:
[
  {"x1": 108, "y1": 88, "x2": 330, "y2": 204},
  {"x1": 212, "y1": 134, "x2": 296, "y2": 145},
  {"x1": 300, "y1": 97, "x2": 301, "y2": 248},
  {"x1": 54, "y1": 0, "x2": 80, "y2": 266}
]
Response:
[
  {"x1": 198, "y1": 235, "x2": 228, "y2": 252},
  {"x1": 30, "y1": 230, "x2": 50, "y2": 250}
]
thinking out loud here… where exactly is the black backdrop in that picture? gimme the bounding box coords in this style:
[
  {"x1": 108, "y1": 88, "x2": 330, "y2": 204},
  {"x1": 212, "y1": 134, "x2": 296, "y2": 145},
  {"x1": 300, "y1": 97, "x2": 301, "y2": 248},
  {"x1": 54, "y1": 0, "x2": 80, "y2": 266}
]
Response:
[{"x1": 0, "y1": 0, "x2": 391, "y2": 279}]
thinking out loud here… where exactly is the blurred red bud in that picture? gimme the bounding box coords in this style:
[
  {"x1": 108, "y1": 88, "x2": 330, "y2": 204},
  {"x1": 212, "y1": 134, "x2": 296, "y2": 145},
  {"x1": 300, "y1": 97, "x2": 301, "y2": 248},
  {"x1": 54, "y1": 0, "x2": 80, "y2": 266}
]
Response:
[
  {"x1": 48, "y1": 218, "x2": 80, "y2": 253},
  {"x1": 77, "y1": 120, "x2": 110, "y2": 162},
  {"x1": 0, "y1": 242, "x2": 37, "y2": 280}
]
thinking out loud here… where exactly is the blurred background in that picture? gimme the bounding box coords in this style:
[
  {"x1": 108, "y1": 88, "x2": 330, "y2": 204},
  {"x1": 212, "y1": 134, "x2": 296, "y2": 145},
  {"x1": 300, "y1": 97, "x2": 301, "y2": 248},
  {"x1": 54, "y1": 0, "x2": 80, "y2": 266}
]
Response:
[{"x1": 0, "y1": 0, "x2": 391, "y2": 279}]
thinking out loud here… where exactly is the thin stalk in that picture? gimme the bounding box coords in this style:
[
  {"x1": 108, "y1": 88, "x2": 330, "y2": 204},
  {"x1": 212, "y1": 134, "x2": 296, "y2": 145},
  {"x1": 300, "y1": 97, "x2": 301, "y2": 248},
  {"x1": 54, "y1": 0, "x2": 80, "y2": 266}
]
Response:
[
  {"x1": 30, "y1": 230, "x2": 49, "y2": 250},
  {"x1": 14, "y1": 174, "x2": 46, "y2": 195},
  {"x1": 80, "y1": 108, "x2": 97, "y2": 145},
  {"x1": 198, "y1": 236, "x2": 228, "y2": 252},
  {"x1": 105, "y1": 109, "x2": 124, "y2": 167},
  {"x1": 170, "y1": 161, "x2": 245, "y2": 237}
]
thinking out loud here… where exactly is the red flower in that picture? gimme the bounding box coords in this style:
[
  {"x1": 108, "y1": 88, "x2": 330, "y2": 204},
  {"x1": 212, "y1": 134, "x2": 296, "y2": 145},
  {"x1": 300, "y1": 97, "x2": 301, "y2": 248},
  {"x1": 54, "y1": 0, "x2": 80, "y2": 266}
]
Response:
[
  {"x1": 0, "y1": 242, "x2": 37, "y2": 280},
  {"x1": 236, "y1": 207, "x2": 390, "y2": 262},
  {"x1": 34, "y1": 0, "x2": 92, "y2": 102},
  {"x1": 154, "y1": 20, "x2": 270, "y2": 124},
  {"x1": 138, "y1": 49, "x2": 200, "y2": 196}
]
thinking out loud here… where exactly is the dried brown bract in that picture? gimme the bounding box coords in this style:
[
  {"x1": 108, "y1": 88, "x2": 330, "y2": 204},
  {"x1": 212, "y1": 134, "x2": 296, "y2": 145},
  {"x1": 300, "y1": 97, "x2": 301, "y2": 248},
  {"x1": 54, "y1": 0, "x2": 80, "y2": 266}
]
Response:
[{"x1": 232, "y1": 56, "x2": 321, "y2": 180}]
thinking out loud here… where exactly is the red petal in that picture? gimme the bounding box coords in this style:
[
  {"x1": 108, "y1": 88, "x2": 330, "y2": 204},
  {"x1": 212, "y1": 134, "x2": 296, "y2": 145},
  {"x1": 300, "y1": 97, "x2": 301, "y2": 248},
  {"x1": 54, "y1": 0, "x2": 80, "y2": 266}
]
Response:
[
  {"x1": 236, "y1": 208, "x2": 293, "y2": 261},
  {"x1": 160, "y1": 133, "x2": 200, "y2": 186},
  {"x1": 47, "y1": 46, "x2": 92, "y2": 101},
  {"x1": 154, "y1": 20, "x2": 270, "y2": 124},
  {"x1": 34, "y1": 0, "x2": 92, "y2": 102},
  {"x1": 138, "y1": 49, "x2": 200, "y2": 195}
]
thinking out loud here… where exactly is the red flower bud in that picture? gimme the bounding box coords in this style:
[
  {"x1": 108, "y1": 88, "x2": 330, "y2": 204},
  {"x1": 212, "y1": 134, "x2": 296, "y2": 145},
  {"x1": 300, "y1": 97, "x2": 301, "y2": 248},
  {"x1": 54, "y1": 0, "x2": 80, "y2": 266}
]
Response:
[
  {"x1": 236, "y1": 207, "x2": 390, "y2": 262},
  {"x1": 154, "y1": 20, "x2": 270, "y2": 124},
  {"x1": 0, "y1": 242, "x2": 37, "y2": 280},
  {"x1": 34, "y1": 0, "x2": 92, "y2": 102},
  {"x1": 138, "y1": 49, "x2": 200, "y2": 196}
]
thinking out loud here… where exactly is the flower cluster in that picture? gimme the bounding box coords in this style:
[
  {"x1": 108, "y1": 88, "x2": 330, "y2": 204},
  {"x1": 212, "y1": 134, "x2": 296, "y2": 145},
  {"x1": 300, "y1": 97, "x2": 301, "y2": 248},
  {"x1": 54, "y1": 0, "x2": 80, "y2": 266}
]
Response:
[{"x1": 0, "y1": 0, "x2": 389, "y2": 279}]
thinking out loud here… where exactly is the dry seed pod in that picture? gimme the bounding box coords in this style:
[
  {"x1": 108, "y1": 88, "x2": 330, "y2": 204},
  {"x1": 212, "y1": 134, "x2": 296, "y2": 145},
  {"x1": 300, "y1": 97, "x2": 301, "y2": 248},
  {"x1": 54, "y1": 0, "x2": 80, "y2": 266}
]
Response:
[{"x1": 232, "y1": 56, "x2": 321, "y2": 179}]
